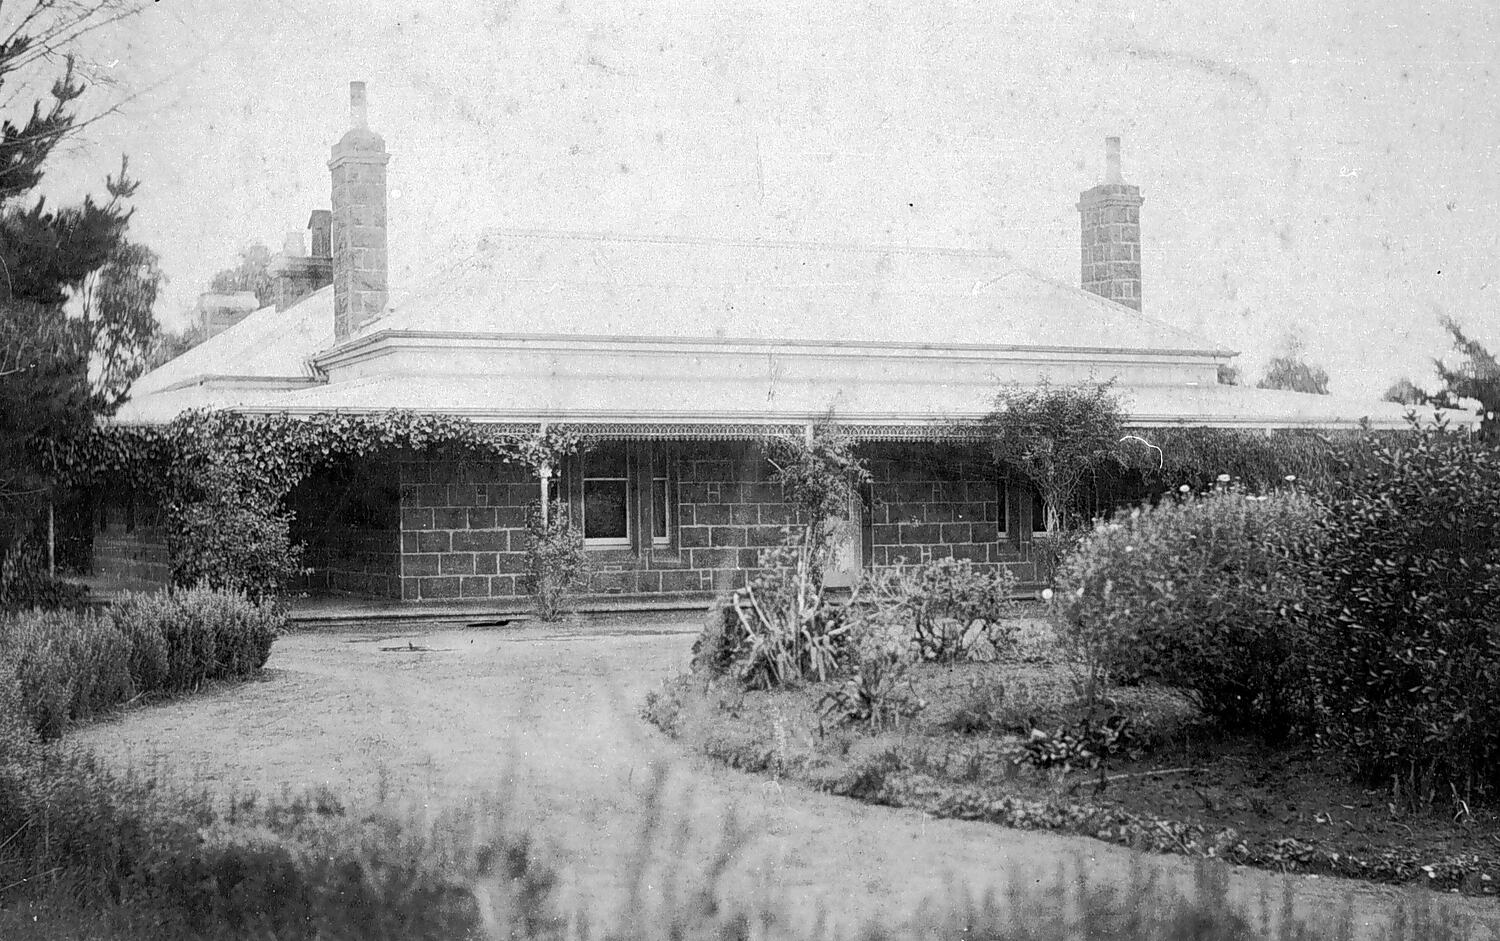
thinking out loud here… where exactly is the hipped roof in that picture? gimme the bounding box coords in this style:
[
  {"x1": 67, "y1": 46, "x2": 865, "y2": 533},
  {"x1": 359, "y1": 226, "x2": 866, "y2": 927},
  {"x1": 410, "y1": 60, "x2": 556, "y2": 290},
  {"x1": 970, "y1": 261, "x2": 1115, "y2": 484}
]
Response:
[
  {"x1": 367, "y1": 230, "x2": 1226, "y2": 354},
  {"x1": 112, "y1": 231, "x2": 1458, "y2": 433}
]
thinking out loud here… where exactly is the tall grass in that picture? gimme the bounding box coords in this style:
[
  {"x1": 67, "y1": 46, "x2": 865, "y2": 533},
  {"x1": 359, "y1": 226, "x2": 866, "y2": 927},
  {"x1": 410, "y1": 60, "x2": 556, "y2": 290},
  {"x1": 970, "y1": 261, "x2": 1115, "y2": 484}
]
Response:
[{"x1": 3, "y1": 735, "x2": 1492, "y2": 941}]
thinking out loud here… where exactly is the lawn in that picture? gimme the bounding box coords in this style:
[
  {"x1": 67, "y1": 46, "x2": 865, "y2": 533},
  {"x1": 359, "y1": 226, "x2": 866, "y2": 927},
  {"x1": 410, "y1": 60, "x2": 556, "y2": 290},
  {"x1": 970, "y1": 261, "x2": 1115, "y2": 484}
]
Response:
[{"x1": 645, "y1": 611, "x2": 1500, "y2": 897}]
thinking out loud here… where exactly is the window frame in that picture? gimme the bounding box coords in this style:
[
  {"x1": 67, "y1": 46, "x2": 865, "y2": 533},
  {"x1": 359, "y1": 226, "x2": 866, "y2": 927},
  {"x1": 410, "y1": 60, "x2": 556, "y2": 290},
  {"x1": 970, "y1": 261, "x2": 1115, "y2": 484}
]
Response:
[
  {"x1": 996, "y1": 477, "x2": 1009, "y2": 537},
  {"x1": 581, "y1": 446, "x2": 633, "y2": 548},
  {"x1": 649, "y1": 446, "x2": 673, "y2": 547}
]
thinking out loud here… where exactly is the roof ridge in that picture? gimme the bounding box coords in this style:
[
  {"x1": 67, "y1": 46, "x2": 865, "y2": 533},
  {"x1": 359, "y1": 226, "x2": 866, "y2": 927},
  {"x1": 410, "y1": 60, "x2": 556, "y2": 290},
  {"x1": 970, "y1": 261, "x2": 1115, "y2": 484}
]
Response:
[{"x1": 471, "y1": 226, "x2": 1020, "y2": 262}]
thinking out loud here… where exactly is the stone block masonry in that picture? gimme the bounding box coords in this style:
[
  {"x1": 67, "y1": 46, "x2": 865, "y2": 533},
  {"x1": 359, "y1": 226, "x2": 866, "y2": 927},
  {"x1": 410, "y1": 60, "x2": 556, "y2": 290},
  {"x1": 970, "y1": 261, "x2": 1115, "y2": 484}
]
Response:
[
  {"x1": 329, "y1": 81, "x2": 389, "y2": 341},
  {"x1": 1077, "y1": 137, "x2": 1145, "y2": 311},
  {"x1": 395, "y1": 454, "x2": 534, "y2": 602},
  {"x1": 395, "y1": 442, "x2": 809, "y2": 601},
  {"x1": 380, "y1": 440, "x2": 1038, "y2": 604},
  {"x1": 863, "y1": 443, "x2": 1036, "y2": 582},
  {"x1": 638, "y1": 441, "x2": 805, "y2": 595}
]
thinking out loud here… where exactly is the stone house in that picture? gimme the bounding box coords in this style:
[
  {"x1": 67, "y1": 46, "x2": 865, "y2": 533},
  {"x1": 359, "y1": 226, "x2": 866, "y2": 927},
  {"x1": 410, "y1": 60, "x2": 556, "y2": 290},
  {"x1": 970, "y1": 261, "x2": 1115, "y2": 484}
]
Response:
[{"x1": 97, "y1": 83, "x2": 1426, "y2": 605}]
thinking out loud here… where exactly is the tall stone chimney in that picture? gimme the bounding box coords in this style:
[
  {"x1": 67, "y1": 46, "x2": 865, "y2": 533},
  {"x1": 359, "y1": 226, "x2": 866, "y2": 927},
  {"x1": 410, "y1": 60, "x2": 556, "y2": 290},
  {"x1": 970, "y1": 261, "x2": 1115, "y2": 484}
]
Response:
[
  {"x1": 1077, "y1": 136, "x2": 1144, "y2": 310},
  {"x1": 329, "y1": 81, "x2": 389, "y2": 341},
  {"x1": 267, "y1": 210, "x2": 334, "y2": 311}
]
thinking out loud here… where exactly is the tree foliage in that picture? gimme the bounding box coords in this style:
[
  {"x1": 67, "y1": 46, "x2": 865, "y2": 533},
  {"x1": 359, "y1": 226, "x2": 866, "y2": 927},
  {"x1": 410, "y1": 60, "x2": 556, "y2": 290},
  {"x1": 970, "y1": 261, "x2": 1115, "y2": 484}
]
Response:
[
  {"x1": 1256, "y1": 336, "x2": 1330, "y2": 395},
  {"x1": 1305, "y1": 417, "x2": 1500, "y2": 803},
  {"x1": 1382, "y1": 377, "x2": 1431, "y2": 407},
  {"x1": 80, "y1": 236, "x2": 164, "y2": 410},
  {"x1": 144, "y1": 320, "x2": 208, "y2": 370},
  {"x1": 976, "y1": 380, "x2": 1125, "y2": 531},
  {"x1": 208, "y1": 243, "x2": 275, "y2": 310},
  {"x1": 1433, "y1": 315, "x2": 1499, "y2": 442},
  {"x1": 0, "y1": 2, "x2": 154, "y2": 584}
]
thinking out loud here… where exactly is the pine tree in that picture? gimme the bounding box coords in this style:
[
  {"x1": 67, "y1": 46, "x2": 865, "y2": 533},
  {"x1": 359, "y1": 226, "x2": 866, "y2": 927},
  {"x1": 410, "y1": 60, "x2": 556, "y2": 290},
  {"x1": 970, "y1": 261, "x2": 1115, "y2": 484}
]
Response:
[
  {"x1": 0, "y1": 2, "x2": 153, "y2": 582},
  {"x1": 1434, "y1": 315, "x2": 1500, "y2": 443}
]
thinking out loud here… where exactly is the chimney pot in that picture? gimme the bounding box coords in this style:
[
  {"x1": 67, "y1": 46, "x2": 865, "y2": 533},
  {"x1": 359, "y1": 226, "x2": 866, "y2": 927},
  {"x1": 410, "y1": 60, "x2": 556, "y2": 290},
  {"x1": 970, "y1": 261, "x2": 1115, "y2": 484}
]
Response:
[
  {"x1": 1105, "y1": 136, "x2": 1122, "y2": 184},
  {"x1": 307, "y1": 209, "x2": 332, "y2": 258},
  {"x1": 350, "y1": 81, "x2": 368, "y2": 128}
]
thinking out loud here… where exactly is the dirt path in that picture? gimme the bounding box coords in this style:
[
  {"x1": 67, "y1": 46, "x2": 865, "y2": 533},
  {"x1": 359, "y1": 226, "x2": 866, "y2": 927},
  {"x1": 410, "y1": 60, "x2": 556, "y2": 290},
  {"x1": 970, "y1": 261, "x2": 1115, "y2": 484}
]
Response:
[{"x1": 74, "y1": 620, "x2": 1492, "y2": 938}]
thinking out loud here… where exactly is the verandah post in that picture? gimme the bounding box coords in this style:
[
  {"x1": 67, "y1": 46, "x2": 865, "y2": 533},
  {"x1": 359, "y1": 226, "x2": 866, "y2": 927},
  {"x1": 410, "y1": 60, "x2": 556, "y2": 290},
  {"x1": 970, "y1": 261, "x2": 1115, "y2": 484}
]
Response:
[{"x1": 538, "y1": 422, "x2": 550, "y2": 526}]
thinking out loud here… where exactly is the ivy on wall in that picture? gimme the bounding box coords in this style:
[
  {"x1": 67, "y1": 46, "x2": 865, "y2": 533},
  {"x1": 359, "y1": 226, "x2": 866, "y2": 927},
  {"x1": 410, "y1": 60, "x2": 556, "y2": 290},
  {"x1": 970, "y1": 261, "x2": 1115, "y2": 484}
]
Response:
[
  {"x1": 54, "y1": 409, "x2": 586, "y2": 599},
  {"x1": 53, "y1": 407, "x2": 1421, "y2": 600}
]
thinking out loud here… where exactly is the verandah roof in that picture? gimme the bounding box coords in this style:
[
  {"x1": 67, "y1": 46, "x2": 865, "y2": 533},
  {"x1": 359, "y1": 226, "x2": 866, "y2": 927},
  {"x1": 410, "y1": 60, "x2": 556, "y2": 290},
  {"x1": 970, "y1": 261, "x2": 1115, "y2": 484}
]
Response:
[{"x1": 124, "y1": 369, "x2": 1435, "y2": 436}]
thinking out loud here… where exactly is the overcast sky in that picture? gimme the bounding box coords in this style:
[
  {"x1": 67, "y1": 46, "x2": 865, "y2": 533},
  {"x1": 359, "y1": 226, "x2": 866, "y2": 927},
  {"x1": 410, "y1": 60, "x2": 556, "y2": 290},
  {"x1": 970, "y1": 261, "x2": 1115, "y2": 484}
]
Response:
[{"x1": 28, "y1": 0, "x2": 1500, "y2": 399}]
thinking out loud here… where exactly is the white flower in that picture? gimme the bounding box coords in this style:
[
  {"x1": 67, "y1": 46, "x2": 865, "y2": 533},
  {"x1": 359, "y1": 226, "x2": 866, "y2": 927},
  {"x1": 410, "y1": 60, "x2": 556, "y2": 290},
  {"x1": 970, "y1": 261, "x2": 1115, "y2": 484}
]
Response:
[
  {"x1": 1041, "y1": 588, "x2": 1054, "y2": 602},
  {"x1": 1125, "y1": 545, "x2": 1135, "y2": 552},
  {"x1": 1178, "y1": 484, "x2": 1191, "y2": 493},
  {"x1": 1284, "y1": 475, "x2": 1297, "y2": 482},
  {"x1": 1216, "y1": 473, "x2": 1232, "y2": 483}
]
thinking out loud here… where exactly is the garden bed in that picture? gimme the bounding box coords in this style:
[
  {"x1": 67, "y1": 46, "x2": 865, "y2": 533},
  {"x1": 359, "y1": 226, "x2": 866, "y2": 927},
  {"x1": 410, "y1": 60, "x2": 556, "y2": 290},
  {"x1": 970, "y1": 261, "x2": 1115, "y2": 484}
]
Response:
[{"x1": 646, "y1": 656, "x2": 1500, "y2": 897}]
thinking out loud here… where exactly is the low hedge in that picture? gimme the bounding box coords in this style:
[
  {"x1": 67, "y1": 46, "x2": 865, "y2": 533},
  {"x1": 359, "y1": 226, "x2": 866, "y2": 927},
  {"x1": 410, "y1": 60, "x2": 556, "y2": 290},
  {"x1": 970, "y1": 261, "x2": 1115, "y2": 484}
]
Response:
[{"x1": 0, "y1": 586, "x2": 283, "y2": 739}]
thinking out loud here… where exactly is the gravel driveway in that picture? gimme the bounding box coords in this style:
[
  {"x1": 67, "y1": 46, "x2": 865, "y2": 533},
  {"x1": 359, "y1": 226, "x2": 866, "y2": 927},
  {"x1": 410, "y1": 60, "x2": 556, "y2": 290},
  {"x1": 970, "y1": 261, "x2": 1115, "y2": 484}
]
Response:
[{"x1": 73, "y1": 617, "x2": 1491, "y2": 938}]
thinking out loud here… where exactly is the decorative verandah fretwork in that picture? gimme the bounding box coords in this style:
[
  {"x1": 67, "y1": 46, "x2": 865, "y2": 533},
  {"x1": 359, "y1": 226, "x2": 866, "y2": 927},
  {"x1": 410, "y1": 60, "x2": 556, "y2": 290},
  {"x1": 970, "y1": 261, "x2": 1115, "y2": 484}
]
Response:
[{"x1": 479, "y1": 420, "x2": 990, "y2": 443}]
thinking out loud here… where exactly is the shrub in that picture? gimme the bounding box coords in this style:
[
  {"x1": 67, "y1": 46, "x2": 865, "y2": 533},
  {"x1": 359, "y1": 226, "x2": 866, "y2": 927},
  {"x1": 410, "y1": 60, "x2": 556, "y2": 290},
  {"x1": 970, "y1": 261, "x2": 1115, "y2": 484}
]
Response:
[
  {"x1": 849, "y1": 558, "x2": 1018, "y2": 663},
  {"x1": 167, "y1": 466, "x2": 305, "y2": 601},
  {"x1": 1305, "y1": 420, "x2": 1500, "y2": 805},
  {"x1": 940, "y1": 673, "x2": 1009, "y2": 734},
  {"x1": 521, "y1": 502, "x2": 586, "y2": 622},
  {"x1": 1122, "y1": 426, "x2": 1350, "y2": 495},
  {"x1": 0, "y1": 588, "x2": 281, "y2": 739},
  {"x1": 111, "y1": 586, "x2": 281, "y2": 694},
  {"x1": 1051, "y1": 486, "x2": 1321, "y2": 737},
  {"x1": 689, "y1": 599, "x2": 741, "y2": 678},
  {"x1": 1008, "y1": 615, "x2": 1065, "y2": 664},
  {"x1": 0, "y1": 610, "x2": 134, "y2": 739},
  {"x1": 0, "y1": 540, "x2": 88, "y2": 612},
  {"x1": 1031, "y1": 528, "x2": 1086, "y2": 588}
]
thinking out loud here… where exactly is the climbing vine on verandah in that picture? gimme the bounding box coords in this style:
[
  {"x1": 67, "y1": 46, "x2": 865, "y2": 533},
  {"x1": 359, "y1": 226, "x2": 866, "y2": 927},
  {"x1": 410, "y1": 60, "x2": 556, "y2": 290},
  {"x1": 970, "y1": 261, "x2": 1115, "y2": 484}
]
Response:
[{"x1": 53, "y1": 410, "x2": 587, "y2": 599}]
